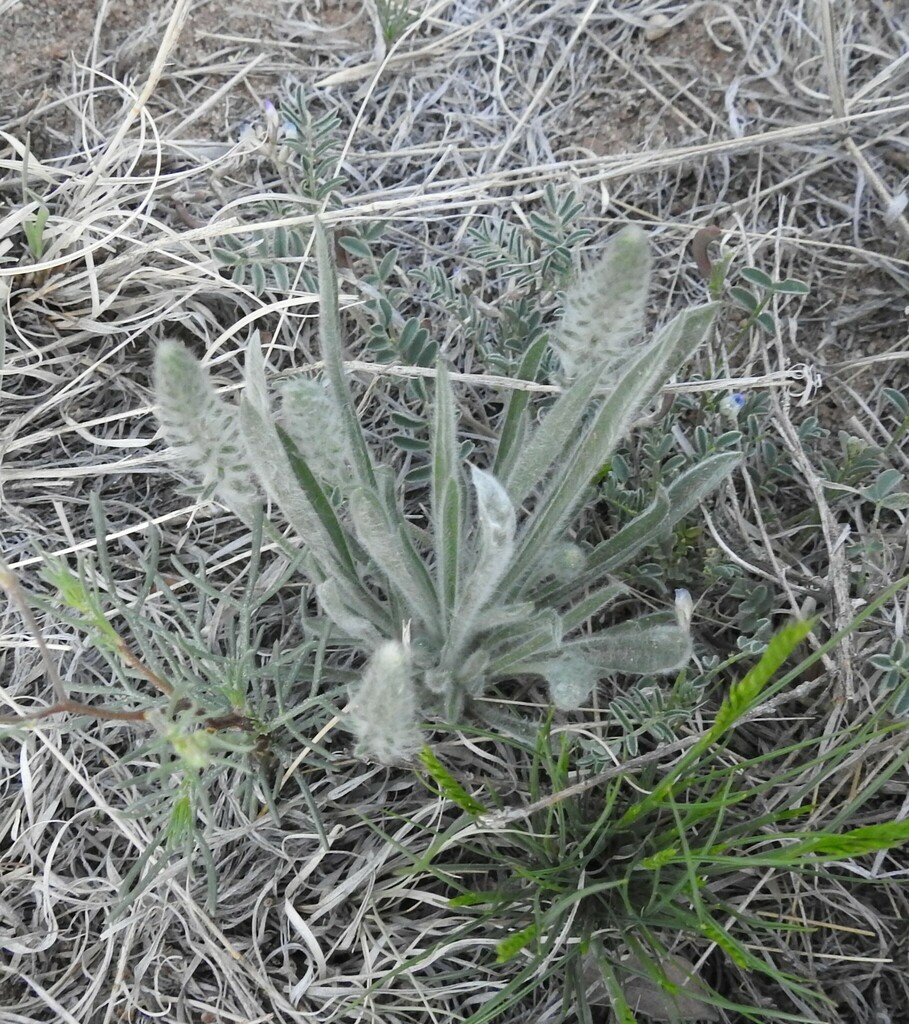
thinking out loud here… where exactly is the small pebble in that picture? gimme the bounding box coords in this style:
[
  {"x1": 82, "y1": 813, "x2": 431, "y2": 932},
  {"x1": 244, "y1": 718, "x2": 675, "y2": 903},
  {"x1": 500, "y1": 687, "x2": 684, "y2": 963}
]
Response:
[{"x1": 644, "y1": 13, "x2": 672, "y2": 42}]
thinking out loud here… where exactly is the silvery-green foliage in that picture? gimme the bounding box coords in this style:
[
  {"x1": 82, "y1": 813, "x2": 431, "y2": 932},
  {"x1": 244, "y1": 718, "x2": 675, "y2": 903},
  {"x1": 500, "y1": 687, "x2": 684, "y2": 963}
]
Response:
[
  {"x1": 537, "y1": 651, "x2": 603, "y2": 712},
  {"x1": 278, "y1": 378, "x2": 351, "y2": 492},
  {"x1": 549, "y1": 541, "x2": 588, "y2": 583},
  {"x1": 153, "y1": 222, "x2": 742, "y2": 758},
  {"x1": 347, "y1": 640, "x2": 422, "y2": 762},
  {"x1": 442, "y1": 466, "x2": 517, "y2": 665},
  {"x1": 154, "y1": 339, "x2": 260, "y2": 523},
  {"x1": 551, "y1": 224, "x2": 652, "y2": 381},
  {"x1": 525, "y1": 591, "x2": 695, "y2": 710}
]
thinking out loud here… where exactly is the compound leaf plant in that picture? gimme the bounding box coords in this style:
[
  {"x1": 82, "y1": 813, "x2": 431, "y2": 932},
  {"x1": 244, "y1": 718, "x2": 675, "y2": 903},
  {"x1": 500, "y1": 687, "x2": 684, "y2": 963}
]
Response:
[{"x1": 154, "y1": 221, "x2": 740, "y2": 760}]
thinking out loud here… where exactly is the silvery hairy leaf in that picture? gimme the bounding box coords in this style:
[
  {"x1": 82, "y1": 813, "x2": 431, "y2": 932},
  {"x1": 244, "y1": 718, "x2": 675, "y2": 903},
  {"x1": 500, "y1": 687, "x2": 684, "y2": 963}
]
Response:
[
  {"x1": 431, "y1": 363, "x2": 463, "y2": 625},
  {"x1": 349, "y1": 487, "x2": 439, "y2": 639},
  {"x1": 313, "y1": 221, "x2": 377, "y2": 491},
  {"x1": 537, "y1": 650, "x2": 602, "y2": 711},
  {"x1": 316, "y1": 578, "x2": 385, "y2": 645},
  {"x1": 504, "y1": 365, "x2": 603, "y2": 507},
  {"x1": 569, "y1": 612, "x2": 692, "y2": 675},
  {"x1": 503, "y1": 301, "x2": 719, "y2": 599},
  {"x1": 441, "y1": 466, "x2": 517, "y2": 665}
]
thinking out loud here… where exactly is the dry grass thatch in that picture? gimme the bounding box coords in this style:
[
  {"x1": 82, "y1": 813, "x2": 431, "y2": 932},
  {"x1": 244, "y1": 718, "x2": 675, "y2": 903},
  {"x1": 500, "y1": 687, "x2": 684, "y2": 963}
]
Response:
[{"x1": 1, "y1": 1, "x2": 908, "y2": 1021}]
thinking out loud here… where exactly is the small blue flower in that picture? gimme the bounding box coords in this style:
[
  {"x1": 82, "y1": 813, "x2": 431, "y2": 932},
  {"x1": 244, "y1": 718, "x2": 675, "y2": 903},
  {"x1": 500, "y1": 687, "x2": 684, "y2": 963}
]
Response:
[{"x1": 719, "y1": 393, "x2": 746, "y2": 420}]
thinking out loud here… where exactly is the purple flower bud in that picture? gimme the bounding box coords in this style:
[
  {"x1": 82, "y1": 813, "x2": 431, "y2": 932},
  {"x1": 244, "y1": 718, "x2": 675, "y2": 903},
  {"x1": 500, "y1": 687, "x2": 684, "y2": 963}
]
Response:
[{"x1": 263, "y1": 99, "x2": 280, "y2": 130}]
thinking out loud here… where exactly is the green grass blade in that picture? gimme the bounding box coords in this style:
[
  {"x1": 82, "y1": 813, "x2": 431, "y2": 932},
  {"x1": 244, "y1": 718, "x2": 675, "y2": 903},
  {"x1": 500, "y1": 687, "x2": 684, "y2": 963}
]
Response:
[
  {"x1": 619, "y1": 618, "x2": 813, "y2": 828},
  {"x1": 707, "y1": 619, "x2": 814, "y2": 742},
  {"x1": 783, "y1": 819, "x2": 909, "y2": 861}
]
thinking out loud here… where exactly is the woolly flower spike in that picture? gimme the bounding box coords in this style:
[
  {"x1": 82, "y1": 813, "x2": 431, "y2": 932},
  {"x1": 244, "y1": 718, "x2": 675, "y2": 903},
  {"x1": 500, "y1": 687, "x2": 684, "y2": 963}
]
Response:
[
  {"x1": 347, "y1": 640, "x2": 422, "y2": 764},
  {"x1": 278, "y1": 377, "x2": 351, "y2": 491},
  {"x1": 552, "y1": 224, "x2": 652, "y2": 381},
  {"x1": 550, "y1": 540, "x2": 588, "y2": 583},
  {"x1": 153, "y1": 339, "x2": 260, "y2": 523}
]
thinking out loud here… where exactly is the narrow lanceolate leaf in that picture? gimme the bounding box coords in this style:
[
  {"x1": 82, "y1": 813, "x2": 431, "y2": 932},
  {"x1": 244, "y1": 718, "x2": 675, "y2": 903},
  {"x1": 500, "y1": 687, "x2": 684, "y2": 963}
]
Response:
[
  {"x1": 240, "y1": 397, "x2": 356, "y2": 583},
  {"x1": 559, "y1": 582, "x2": 627, "y2": 634},
  {"x1": 315, "y1": 578, "x2": 385, "y2": 645},
  {"x1": 319, "y1": 572, "x2": 393, "y2": 636},
  {"x1": 486, "y1": 609, "x2": 564, "y2": 678},
  {"x1": 243, "y1": 331, "x2": 271, "y2": 417},
  {"x1": 313, "y1": 220, "x2": 377, "y2": 492},
  {"x1": 542, "y1": 454, "x2": 738, "y2": 608},
  {"x1": 504, "y1": 365, "x2": 603, "y2": 507},
  {"x1": 443, "y1": 467, "x2": 516, "y2": 664},
  {"x1": 431, "y1": 363, "x2": 463, "y2": 624},
  {"x1": 568, "y1": 612, "x2": 692, "y2": 675},
  {"x1": 664, "y1": 451, "x2": 741, "y2": 526},
  {"x1": 504, "y1": 303, "x2": 719, "y2": 599},
  {"x1": 552, "y1": 224, "x2": 652, "y2": 381},
  {"x1": 349, "y1": 487, "x2": 439, "y2": 637},
  {"x1": 154, "y1": 339, "x2": 260, "y2": 523},
  {"x1": 539, "y1": 489, "x2": 671, "y2": 607},
  {"x1": 492, "y1": 331, "x2": 549, "y2": 482},
  {"x1": 277, "y1": 425, "x2": 358, "y2": 571}
]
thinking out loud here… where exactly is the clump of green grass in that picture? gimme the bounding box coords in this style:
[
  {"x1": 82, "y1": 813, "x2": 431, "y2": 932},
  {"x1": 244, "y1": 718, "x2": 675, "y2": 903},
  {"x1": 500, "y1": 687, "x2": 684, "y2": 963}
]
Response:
[{"x1": 372, "y1": 592, "x2": 909, "y2": 1022}]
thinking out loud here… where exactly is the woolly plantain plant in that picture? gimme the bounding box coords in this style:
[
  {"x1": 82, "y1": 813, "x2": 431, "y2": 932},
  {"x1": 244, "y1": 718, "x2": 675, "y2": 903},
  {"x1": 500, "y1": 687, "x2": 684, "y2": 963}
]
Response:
[{"x1": 154, "y1": 223, "x2": 740, "y2": 761}]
